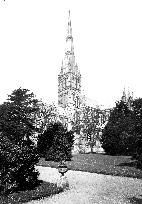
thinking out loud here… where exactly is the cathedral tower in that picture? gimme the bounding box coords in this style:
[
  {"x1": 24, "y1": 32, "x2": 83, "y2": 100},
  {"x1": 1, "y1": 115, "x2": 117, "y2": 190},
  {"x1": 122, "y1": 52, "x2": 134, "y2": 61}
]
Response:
[
  {"x1": 121, "y1": 87, "x2": 133, "y2": 110},
  {"x1": 58, "y1": 11, "x2": 81, "y2": 127}
]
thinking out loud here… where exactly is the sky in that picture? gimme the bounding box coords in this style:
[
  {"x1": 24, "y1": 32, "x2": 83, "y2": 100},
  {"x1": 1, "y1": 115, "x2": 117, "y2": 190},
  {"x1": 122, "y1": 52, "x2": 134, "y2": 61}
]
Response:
[{"x1": 0, "y1": 0, "x2": 142, "y2": 109}]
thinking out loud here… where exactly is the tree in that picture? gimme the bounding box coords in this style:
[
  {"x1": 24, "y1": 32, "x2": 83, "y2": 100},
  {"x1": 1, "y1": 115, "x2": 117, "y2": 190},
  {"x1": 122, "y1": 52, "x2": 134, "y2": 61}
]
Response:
[
  {"x1": 101, "y1": 100, "x2": 133, "y2": 155},
  {"x1": 34, "y1": 102, "x2": 58, "y2": 135},
  {"x1": 77, "y1": 106, "x2": 101, "y2": 153},
  {"x1": 37, "y1": 122, "x2": 74, "y2": 161},
  {"x1": 0, "y1": 88, "x2": 40, "y2": 193},
  {"x1": 0, "y1": 88, "x2": 40, "y2": 143},
  {"x1": 131, "y1": 98, "x2": 142, "y2": 167}
]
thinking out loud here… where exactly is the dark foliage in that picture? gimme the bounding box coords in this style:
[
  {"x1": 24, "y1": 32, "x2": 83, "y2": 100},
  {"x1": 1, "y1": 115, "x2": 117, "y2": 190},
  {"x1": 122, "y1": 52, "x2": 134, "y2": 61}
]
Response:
[
  {"x1": 131, "y1": 98, "x2": 142, "y2": 167},
  {"x1": 101, "y1": 98, "x2": 142, "y2": 168},
  {"x1": 0, "y1": 136, "x2": 39, "y2": 194},
  {"x1": 0, "y1": 181, "x2": 63, "y2": 204},
  {"x1": 0, "y1": 88, "x2": 40, "y2": 194},
  {"x1": 0, "y1": 88, "x2": 39, "y2": 143},
  {"x1": 101, "y1": 100, "x2": 133, "y2": 155},
  {"x1": 37, "y1": 122, "x2": 74, "y2": 161}
]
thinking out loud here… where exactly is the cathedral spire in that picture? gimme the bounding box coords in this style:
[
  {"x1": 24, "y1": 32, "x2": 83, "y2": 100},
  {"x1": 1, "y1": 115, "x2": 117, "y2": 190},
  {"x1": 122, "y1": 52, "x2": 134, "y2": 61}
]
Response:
[
  {"x1": 65, "y1": 10, "x2": 74, "y2": 55},
  {"x1": 67, "y1": 10, "x2": 72, "y2": 36},
  {"x1": 58, "y1": 11, "x2": 81, "y2": 113},
  {"x1": 122, "y1": 87, "x2": 127, "y2": 103}
]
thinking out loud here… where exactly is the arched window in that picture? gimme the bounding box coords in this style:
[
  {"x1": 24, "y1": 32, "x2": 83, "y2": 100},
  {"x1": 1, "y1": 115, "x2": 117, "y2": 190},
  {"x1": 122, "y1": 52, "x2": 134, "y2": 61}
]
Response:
[
  {"x1": 75, "y1": 96, "x2": 80, "y2": 108},
  {"x1": 76, "y1": 78, "x2": 78, "y2": 89}
]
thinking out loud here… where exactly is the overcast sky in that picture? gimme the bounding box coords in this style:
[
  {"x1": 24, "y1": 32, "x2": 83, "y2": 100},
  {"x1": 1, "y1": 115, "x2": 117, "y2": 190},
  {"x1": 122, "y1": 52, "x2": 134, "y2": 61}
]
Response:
[{"x1": 0, "y1": 0, "x2": 142, "y2": 108}]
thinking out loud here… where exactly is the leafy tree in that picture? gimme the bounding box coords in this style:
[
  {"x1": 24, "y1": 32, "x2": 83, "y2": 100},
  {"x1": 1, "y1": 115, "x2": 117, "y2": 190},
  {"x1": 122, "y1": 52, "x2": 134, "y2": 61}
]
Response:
[
  {"x1": 101, "y1": 100, "x2": 133, "y2": 155},
  {"x1": 131, "y1": 98, "x2": 142, "y2": 166},
  {"x1": 82, "y1": 106, "x2": 101, "y2": 153},
  {"x1": 37, "y1": 122, "x2": 74, "y2": 161},
  {"x1": 73, "y1": 106, "x2": 101, "y2": 153},
  {"x1": 0, "y1": 88, "x2": 40, "y2": 193},
  {"x1": 34, "y1": 102, "x2": 58, "y2": 135}
]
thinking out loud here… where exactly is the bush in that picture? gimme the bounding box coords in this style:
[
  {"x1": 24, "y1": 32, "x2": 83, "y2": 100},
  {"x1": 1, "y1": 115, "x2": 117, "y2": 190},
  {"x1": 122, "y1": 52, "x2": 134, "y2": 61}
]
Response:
[
  {"x1": 37, "y1": 122, "x2": 74, "y2": 162},
  {"x1": 0, "y1": 135, "x2": 39, "y2": 194}
]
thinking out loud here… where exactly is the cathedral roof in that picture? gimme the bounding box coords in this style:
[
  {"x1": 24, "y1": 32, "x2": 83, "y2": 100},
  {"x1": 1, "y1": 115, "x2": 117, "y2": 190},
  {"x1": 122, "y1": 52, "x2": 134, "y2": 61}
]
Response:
[{"x1": 80, "y1": 94, "x2": 99, "y2": 109}]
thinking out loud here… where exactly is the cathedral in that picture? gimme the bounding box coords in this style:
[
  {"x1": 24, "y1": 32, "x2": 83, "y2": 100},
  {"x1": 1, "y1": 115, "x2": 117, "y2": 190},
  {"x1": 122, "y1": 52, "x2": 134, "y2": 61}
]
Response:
[
  {"x1": 58, "y1": 11, "x2": 81, "y2": 130},
  {"x1": 121, "y1": 87, "x2": 133, "y2": 110},
  {"x1": 58, "y1": 11, "x2": 110, "y2": 153}
]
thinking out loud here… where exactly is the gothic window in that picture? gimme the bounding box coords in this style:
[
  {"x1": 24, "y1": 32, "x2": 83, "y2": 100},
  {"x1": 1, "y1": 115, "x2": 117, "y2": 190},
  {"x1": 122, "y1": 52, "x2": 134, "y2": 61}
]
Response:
[
  {"x1": 63, "y1": 95, "x2": 65, "y2": 105},
  {"x1": 69, "y1": 74, "x2": 72, "y2": 86},
  {"x1": 60, "y1": 81, "x2": 63, "y2": 90},
  {"x1": 78, "y1": 78, "x2": 80, "y2": 89},
  {"x1": 79, "y1": 79, "x2": 81, "y2": 89},
  {"x1": 60, "y1": 82, "x2": 62, "y2": 90},
  {"x1": 75, "y1": 96, "x2": 80, "y2": 108},
  {"x1": 76, "y1": 79, "x2": 78, "y2": 89},
  {"x1": 87, "y1": 134, "x2": 91, "y2": 141},
  {"x1": 60, "y1": 98, "x2": 62, "y2": 105},
  {"x1": 78, "y1": 97, "x2": 80, "y2": 108},
  {"x1": 66, "y1": 80, "x2": 69, "y2": 87},
  {"x1": 72, "y1": 80, "x2": 75, "y2": 89},
  {"x1": 73, "y1": 113, "x2": 76, "y2": 121},
  {"x1": 77, "y1": 97, "x2": 79, "y2": 108},
  {"x1": 66, "y1": 76, "x2": 69, "y2": 87},
  {"x1": 63, "y1": 79, "x2": 66, "y2": 89},
  {"x1": 70, "y1": 78, "x2": 73, "y2": 88},
  {"x1": 73, "y1": 93, "x2": 75, "y2": 101},
  {"x1": 65, "y1": 78, "x2": 67, "y2": 88},
  {"x1": 59, "y1": 84, "x2": 61, "y2": 92}
]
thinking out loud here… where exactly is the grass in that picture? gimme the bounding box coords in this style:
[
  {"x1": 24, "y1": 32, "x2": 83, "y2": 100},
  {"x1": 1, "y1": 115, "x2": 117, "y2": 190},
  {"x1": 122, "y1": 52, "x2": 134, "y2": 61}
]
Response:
[
  {"x1": 37, "y1": 153, "x2": 142, "y2": 179},
  {"x1": 0, "y1": 181, "x2": 63, "y2": 204}
]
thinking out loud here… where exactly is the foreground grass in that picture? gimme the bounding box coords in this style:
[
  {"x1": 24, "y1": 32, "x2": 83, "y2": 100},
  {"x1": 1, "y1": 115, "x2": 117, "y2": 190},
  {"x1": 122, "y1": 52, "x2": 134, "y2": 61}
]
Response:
[
  {"x1": 0, "y1": 181, "x2": 63, "y2": 204},
  {"x1": 37, "y1": 153, "x2": 142, "y2": 179}
]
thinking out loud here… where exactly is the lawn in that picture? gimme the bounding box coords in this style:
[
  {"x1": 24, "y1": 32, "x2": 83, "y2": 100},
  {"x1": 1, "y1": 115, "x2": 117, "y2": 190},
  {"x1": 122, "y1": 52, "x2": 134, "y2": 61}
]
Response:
[
  {"x1": 0, "y1": 181, "x2": 63, "y2": 204},
  {"x1": 37, "y1": 153, "x2": 142, "y2": 179}
]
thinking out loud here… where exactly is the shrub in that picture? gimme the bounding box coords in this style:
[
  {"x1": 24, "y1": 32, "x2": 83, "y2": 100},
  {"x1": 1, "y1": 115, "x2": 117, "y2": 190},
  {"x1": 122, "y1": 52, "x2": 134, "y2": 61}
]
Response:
[
  {"x1": 0, "y1": 135, "x2": 39, "y2": 194},
  {"x1": 37, "y1": 122, "x2": 74, "y2": 162}
]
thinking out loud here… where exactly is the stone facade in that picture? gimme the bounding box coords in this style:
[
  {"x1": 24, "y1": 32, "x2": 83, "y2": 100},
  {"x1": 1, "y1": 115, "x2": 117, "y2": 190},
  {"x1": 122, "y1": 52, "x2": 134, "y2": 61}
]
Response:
[
  {"x1": 121, "y1": 87, "x2": 133, "y2": 110},
  {"x1": 58, "y1": 11, "x2": 81, "y2": 130},
  {"x1": 58, "y1": 11, "x2": 111, "y2": 153}
]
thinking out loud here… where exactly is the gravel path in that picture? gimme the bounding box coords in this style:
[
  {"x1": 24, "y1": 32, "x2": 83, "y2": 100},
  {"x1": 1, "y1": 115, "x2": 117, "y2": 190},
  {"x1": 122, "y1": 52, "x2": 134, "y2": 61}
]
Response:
[{"x1": 27, "y1": 166, "x2": 142, "y2": 204}]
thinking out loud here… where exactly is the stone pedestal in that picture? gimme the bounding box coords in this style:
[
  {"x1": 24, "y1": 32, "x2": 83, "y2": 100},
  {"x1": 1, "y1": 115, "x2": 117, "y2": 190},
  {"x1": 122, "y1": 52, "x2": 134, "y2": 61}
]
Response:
[{"x1": 57, "y1": 176, "x2": 69, "y2": 189}]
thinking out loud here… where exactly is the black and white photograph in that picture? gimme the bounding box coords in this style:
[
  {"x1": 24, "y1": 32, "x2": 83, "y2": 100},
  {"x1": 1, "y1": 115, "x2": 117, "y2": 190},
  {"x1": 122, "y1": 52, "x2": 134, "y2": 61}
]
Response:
[{"x1": 0, "y1": 0, "x2": 142, "y2": 203}]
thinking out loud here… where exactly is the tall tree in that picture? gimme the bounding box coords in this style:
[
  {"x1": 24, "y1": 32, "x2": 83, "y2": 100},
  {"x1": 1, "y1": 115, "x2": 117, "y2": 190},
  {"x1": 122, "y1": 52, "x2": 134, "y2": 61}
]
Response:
[
  {"x1": 131, "y1": 98, "x2": 142, "y2": 165},
  {"x1": 0, "y1": 88, "x2": 40, "y2": 193},
  {"x1": 101, "y1": 100, "x2": 133, "y2": 155},
  {"x1": 0, "y1": 88, "x2": 39, "y2": 143},
  {"x1": 82, "y1": 106, "x2": 101, "y2": 153},
  {"x1": 72, "y1": 105, "x2": 101, "y2": 153}
]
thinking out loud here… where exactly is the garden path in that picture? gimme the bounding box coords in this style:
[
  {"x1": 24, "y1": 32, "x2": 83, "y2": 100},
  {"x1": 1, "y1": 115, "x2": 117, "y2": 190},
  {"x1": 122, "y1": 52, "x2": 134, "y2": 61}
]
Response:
[{"x1": 27, "y1": 166, "x2": 142, "y2": 204}]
